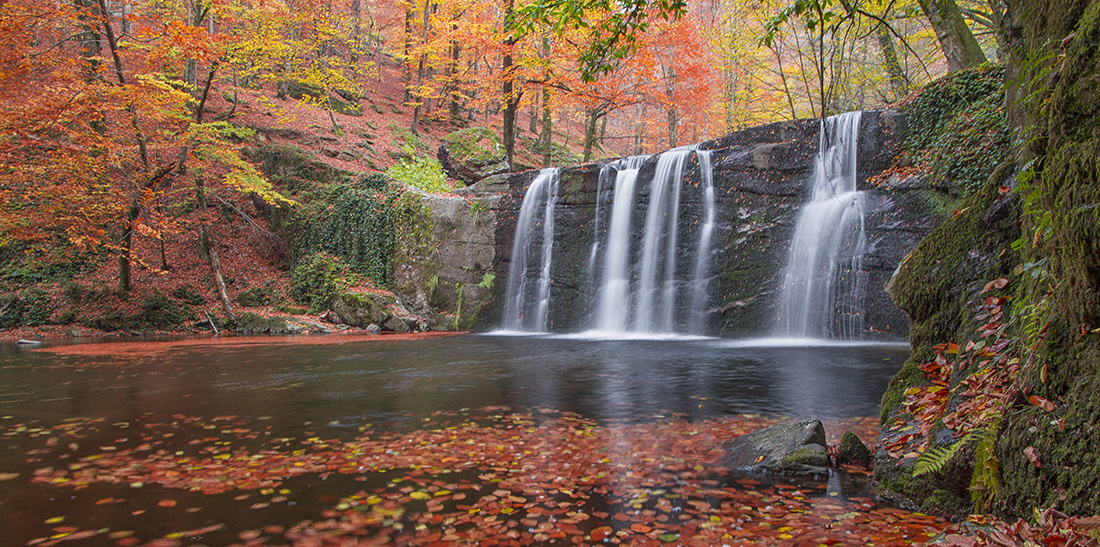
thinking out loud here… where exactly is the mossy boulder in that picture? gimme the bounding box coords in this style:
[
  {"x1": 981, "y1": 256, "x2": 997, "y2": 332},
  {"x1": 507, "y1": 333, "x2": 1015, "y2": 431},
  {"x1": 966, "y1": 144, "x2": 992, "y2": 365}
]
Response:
[
  {"x1": 837, "y1": 431, "x2": 873, "y2": 467},
  {"x1": 276, "y1": 80, "x2": 362, "y2": 116},
  {"x1": 332, "y1": 289, "x2": 419, "y2": 332},
  {"x1": 438, "y1": 127, "x2": 510, "y2": 184},
  {"x1": 722, "y1": 420, "x2": 829, "y2": 477}
]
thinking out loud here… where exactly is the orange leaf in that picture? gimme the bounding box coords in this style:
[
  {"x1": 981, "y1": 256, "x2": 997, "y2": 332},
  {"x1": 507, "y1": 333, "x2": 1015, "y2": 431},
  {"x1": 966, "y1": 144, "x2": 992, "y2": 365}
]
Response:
[{"x1": 1029, "y1": 395, "x2": 1057, "y2": 412}]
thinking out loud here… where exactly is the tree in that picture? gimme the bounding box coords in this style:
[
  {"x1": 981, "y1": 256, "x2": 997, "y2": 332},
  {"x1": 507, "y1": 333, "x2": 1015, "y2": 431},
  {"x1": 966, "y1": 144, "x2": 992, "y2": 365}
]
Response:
[
  {"x1": 917, "y1": 0, "x2": 987, "y2": 71},
  {"x1": 513, "y1": 0, "x2": 689, "y2": 81},
  {"x1": 0, "y1": 0, "x2": 289, "y2": 302}
]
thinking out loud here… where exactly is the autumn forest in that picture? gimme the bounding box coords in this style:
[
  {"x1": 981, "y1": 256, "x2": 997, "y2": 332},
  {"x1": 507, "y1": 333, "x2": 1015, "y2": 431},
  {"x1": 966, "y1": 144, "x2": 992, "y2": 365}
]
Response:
[{"x1": 4, "y1": 0, "x2": 1100, "y2": 544}]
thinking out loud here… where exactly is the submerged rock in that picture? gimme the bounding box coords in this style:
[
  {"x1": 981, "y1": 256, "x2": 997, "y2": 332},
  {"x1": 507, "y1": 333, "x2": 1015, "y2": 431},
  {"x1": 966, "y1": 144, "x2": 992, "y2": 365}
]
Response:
[{"x1": 723, "y1": 419, "x2": 829, "y2": 477}]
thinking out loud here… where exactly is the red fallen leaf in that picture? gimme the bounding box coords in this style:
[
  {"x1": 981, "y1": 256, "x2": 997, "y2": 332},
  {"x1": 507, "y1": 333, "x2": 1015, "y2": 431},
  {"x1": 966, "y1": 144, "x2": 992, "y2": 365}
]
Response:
[
  {"x1": 981, "y1": 277, "x2": 1009, "y2": 294},
  {"x1": 239, "y1": 530, "x2": 261, "y2": 540},
  {"x1": 1024, "y1": 446, "x2": 1044, "y2": 468},
  {"x1": 157, "y1": 499, "x2": 177, "y2": 507},
  {"x1": 630, "y1": 523, "x2": 652, "y2": 533},
  {"x1": 1029, "y1": 395, "x2": 1057, "y2": 412},
  {"x1": 999, "y1": 186, "x2": 1012, "y2": 195}
]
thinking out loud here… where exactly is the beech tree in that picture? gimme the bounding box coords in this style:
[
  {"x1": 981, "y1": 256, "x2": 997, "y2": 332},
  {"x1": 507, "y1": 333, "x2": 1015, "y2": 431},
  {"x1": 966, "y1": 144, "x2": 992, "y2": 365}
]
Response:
[{"x1": 0, "y1": 0, "x2": 288, "y2": 302}]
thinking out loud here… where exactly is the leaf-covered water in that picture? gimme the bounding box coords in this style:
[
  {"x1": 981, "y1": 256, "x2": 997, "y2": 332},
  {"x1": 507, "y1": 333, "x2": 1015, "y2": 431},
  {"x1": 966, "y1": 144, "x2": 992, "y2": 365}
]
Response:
[{"x1": 0, "y1": 334, "x2": 948, "y2": 545}]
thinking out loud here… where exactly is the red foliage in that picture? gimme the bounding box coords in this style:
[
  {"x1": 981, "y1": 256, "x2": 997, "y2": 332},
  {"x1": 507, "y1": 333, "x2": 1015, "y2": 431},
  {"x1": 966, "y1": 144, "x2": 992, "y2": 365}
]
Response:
[{"x1": 13, "y1": 407, "x2": 950, "y2": 546}]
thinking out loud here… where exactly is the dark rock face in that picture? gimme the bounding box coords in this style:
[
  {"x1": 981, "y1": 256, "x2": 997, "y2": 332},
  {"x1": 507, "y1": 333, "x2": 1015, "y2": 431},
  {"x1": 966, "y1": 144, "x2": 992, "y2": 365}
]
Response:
[
  {"x1": 438, "y1": 127, "x2": 511, "y2": 184},
  {"x1": 483, "y1": 109, "x2": 937, "y2": 338},
  {"x1": 722, "y1": 420, "x2": 829, "y2": 477}
]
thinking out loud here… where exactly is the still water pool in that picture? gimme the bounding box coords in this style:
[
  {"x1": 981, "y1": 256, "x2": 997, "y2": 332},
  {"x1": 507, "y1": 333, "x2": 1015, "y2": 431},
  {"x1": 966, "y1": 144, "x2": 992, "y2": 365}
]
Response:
[{"x1": 0, "y1": 334, "x2": 947, "y2": 545}]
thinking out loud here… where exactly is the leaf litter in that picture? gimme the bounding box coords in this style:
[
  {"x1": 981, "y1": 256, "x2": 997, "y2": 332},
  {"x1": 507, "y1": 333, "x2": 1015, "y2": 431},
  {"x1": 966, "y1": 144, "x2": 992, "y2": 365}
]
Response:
[{"x1": 3, "y1": 407, "x2": 962, "y2": 545}]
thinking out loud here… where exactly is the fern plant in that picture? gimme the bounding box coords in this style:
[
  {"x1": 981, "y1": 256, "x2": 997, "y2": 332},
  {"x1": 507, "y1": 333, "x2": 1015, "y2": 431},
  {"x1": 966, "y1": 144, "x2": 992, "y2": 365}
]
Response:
[
  {"x1": 912, "y1": 428, "x2": 986, "y2": 477},
  {"x1": 970, "y1": 419, "x2": 1003, "y2": 512}
]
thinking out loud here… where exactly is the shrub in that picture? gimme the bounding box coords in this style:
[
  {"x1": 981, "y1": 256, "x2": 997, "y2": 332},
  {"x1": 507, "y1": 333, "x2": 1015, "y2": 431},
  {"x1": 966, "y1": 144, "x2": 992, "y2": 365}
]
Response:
[
  {"x1": 172, "y1": 285, "x2": 206, "y2": 306},
  {"x1": 0, "y1": 289, "x2": 52, "y2": 328},
  {"x1": 386, "y1": 154, "x2": 451, "y2": 194},
  {"x1": 139, "y1": 292, "x2": 193, "y2": 329},
  {"x1": 291, "y1": 252, "x2": 356, "y2": 313}
]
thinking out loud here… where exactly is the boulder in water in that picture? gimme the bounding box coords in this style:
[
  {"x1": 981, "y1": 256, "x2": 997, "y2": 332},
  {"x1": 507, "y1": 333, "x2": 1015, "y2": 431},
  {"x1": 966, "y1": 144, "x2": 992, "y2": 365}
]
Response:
[
  {"x1": 836, "y1": 430, "x2": 873, "y2": 467},
  {"x1": 723, "y1": 419, "x2": 829, "y2": 477}
]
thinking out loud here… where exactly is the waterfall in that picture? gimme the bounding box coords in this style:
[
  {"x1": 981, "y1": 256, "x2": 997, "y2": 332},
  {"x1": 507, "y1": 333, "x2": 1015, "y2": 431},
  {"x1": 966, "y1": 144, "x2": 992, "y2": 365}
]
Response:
[
  {"x1": 632, "y1": 149, "x2": 691, "y2": 332},
  {"x1": 501, "y1": 148, "x2": 717, "y2": 336},
  {"x1": 594, "y1": 164, "x2": 643, "y2": 332},
  {"x1": 688, "y1": 150, "x2": 716, "y2": 333},
  {"x1": 502, "y1": 168, "x2": 561, "y2": 332},
  {"x1": 776, "y1": 111, "x2": 868, "y2": 339},
  {"x1": 592, "y1": 148, "x2": 715, "y2": 335},
  {"x1": 587, "y1": 156, "x2": 649, "y2": 317}
]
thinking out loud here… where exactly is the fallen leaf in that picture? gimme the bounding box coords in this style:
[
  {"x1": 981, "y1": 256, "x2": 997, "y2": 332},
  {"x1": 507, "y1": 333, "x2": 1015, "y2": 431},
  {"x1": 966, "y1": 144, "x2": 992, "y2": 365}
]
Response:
[
  {"x1": 1024, "y1": 446, "x2": 1043, "y2": 468},
  {"x1": 1029, "y1": 395, "x2": 1057, "y2": 412},
  {"x1": 981, "y1": 277, "x2": 1009, "y2": 293}
]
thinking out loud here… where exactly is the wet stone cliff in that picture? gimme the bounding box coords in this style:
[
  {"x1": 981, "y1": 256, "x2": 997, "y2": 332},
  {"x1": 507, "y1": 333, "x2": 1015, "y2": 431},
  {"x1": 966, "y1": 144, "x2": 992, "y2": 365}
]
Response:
[{"x1": 462, "y1": 109, "x2": 937, "y2": 338}]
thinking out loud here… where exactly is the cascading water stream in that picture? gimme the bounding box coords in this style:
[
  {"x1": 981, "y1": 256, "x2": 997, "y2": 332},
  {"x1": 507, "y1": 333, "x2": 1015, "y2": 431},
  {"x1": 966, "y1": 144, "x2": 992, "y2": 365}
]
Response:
[
  {"x1": 502, "y1": 168, "x2": 561, "y2": 332},
  {"x1": 776, "y1": 111, "x2": 868, "y2": 339},
  {"x1": 587, "y1": 155, "x2": 649, "y2": 315},
  {"x1": 501, "y1": 148, "x2": 717, "y2": 336},
  {"x1": 594, "y1": 164, "x2": 643, "y2": 332},
  {"x1": 688, "y1": 149, "x2": 716, "y2": 333},
  {"x1": 633, "y1": 149, "x2": 691, "y2": 333}
]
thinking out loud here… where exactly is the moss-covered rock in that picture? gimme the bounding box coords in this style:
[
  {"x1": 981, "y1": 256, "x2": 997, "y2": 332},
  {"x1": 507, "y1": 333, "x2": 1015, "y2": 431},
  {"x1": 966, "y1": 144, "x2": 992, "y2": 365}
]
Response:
[
  {"x1": 231, "y1": 312, "x2": 319, "y2": 334},
  {"x1": 837, "y1": 431, "x2": 873, "y2": 467},
  {"x1": 438, "y1": 127, "x2": 510, "y2": 184},
  {"x1": 276, "y1": 80, "x2": 362, "y2": 116},
  {"x1": 723, "y1": 420, "x2": 829, "y2": 477},
  {"x1": 994, "y1": 0, "x2": 1100, "y2": 519},
  {"x1": 873, "y1": 177, "x2": 1020, "y2": 518},
  {"x1": 332, "y1": 289, "x2": 418, "y2": 332}
]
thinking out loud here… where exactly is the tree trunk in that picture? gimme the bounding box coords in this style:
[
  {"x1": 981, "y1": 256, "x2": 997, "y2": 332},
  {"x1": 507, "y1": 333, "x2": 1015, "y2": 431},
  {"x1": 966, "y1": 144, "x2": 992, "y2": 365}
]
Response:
[
  {"x1": 403, "y1": 6, "x2": 413, "y2": 103},
  {"x1": 583, "y1": 108, "x2": 601, "y2": 161},
  {"x1": 877, "y1": 26, "x2": 909, "y2": 99},
  {"x1": 918, "y1": 0, "x2": 988, "y2": 71},
  {"x1": 449, "y1": 21, "x2": 462, "y2": 123},
  {"x1": 541, "y1": 87, "x2": 552, "y2": 167},
  {"x1": 410, "y1": 0, "x2": 431, "y2": 135},
  {"x1": 351, "y1": 0, "x2": 362, "y2": 63},
  {"x1": 196, "y1": 180, "x2": 234, "y2": 319},
  {"x1": 501, "y1": 0, "x2": 518, "y2": 165},
  {"x1": 74, "y1": 0, "x2": 100, "y2": 82},
  {"x1": 540, "y1": 35, "x2": 552, "y2": 167},
  {"x1": 118, "y1": 204, "x2": 137, "y2": 292}
]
